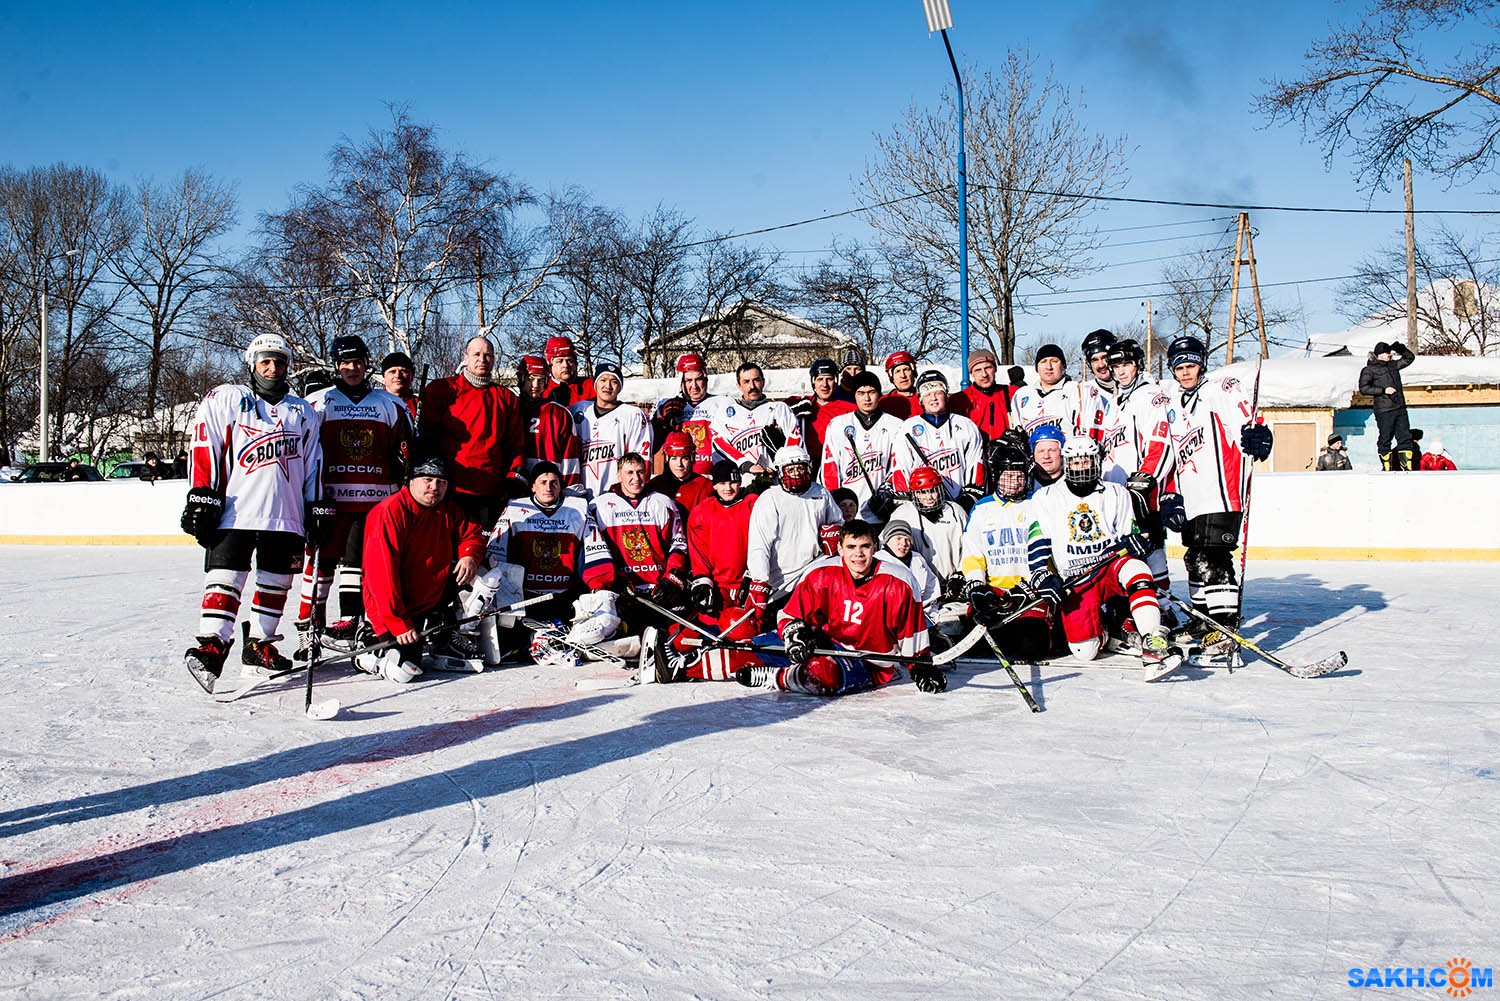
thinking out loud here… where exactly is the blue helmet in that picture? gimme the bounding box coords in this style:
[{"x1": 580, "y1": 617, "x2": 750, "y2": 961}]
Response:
[{"x1": 1028, "y1": 424, "x2": 1067, "y2": 451}]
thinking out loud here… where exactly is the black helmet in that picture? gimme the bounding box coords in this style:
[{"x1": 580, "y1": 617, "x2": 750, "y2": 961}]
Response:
[
  {"x1": 1166, "y1": 335, "x2": 1207, "y2": 372},
  {"x1": 1081, "y1": 328, "x2": 1116, "y2": 360},
  {"x1": 986, "y1": 439, "x2": 1031, "y2": 499},
  {"x1": 1106, "y1": 339, "x2": 1145, "y2": 368},
  {"x1": 331, "y1": 335, "x2": 370, "y2": 363}
]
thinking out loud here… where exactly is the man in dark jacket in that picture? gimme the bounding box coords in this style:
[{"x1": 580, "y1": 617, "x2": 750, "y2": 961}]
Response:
[
  {"x1": 1357, "y1": 341, "x2": 1416, "y2": 470},
  {"x1": 1315, "y1": 434, "x2": 1353, "y2": 471}
]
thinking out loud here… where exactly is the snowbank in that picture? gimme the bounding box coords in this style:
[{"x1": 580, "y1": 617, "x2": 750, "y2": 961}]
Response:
[{"x1": 1216, "y1": 355, "x2": 1500, "y2": 409}]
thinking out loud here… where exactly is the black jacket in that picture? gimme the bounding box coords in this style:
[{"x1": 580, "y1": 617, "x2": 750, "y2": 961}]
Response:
[{"x1": 1357, "y1": 344, "x2": 1415, "y2": 412}]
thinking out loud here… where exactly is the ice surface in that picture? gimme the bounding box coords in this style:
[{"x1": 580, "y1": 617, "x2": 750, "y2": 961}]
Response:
[{"x1": 0, "y1": 547, "x2": 1495, "y2": 999}]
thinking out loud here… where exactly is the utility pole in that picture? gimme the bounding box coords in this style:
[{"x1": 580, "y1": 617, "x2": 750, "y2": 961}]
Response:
[
  {"x1": 1403, "y1": 158, "x2": 1418, "y2": 352},
  {"x1": 1224, "y1": 213, "x2": 1268, "y2": 364},
  {"x1": 1144, "y1": 298, "x2": 1154, "y2": 373},
  {"x1": 921, "y1": 0, "x2": 970, "y2": 382}
]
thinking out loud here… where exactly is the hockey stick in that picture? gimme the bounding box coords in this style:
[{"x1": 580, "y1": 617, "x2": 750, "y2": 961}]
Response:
[
  {"x1": 214, "y1": 594, "x2": 550, "y2": 703},
  {"x1": 302, "y1": 545, "x2": 340, "y2": 720},
  {"x1": 842, "y1": 423, "x2": 880, "y2": 498},
  {"x1": 979, "y1": 629, "x2": 1042, "y2": 713},
  {"x1": 1229, "y1": 354, "x2": 1265, "y2": 671},
  {"x1": 1163, "y1": 593, "x2": 1346, "y2": 679},
  {"x1": 904, "y1": 429, "x2": 934, "y2": 467}
]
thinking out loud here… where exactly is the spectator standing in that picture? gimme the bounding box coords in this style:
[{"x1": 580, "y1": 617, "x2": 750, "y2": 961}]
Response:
[{"x1": 1357, "y1": 341, "x2": 1416, "y2": 470}]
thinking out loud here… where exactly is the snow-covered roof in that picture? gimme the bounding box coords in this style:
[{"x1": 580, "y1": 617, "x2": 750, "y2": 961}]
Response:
[
  {"x1": 619, "y1": 364, "x2": 964, "y2": 406},
  {"x1": 664, "y1": 301, "x2": 849, "y2": 344},
  {"x1": 1217, "y1": 355, "x2": 1500, "y2": 409},
  {"x1": 1305, "y1": 277, "x2": 1499, "y2": 356}
]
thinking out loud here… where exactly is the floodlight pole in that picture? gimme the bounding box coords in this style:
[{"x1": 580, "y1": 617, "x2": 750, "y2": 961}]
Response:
[{"x1": 941, "y1": 30, "x2": 970, "y2": 385}]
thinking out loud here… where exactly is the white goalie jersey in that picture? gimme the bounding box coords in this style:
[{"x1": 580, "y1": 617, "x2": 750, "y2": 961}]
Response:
[{"x1": 1028, "y1": 480, "x2": 1138, "y2": 579}]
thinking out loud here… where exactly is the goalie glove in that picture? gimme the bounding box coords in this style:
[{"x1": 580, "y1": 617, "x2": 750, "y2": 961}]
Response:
[
  {"x1": 910, "y1": 658, "x2": 947, "y2": 694},
  {"x1": 180, "y1": 487, "x2": 225, "y2": 548}
]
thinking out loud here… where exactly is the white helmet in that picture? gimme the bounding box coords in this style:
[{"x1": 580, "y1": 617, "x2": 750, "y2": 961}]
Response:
[
  {"x1": 244, "y1": 333, "x2": 292, "y2": 368},
  {"x1": 773, "y1": 444, "x2": 813, "y2": 494},
  {"x1": 773, "y1": 445, "x2": 811, "y2": 470},
  {"x1": 1061, "y1": 435, "x2": 1101, "y2": 492}
]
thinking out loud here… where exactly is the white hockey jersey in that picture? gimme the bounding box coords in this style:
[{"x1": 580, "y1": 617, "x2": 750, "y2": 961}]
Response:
[
  {"x1": 959, "y1": 494, "x2": 1045, "y2": 591},
  {"x1": 820, "y1": 410, "x2": 907, "y2": 519},
  {"x1": 879, "y1": 547, "x2": 941, "y2": 609},
  {"x1": 888, "y1": 498, "x2": 967, "y2": 580},
  {"x1": 1013, "y1": 376, "x2": 1116, "y2": 446},
  {"x1": 745, "y1": 482, "x2": 842, "y2": 591},
  {"x1": 899, "y1": 413, "x2": 986, "y2": 499},
  {"x1": 1103, "y1": 374, "x2": 1176, "y2": 493},
  {"x1": 487, "y1": 495, "x2": 590, "y2": 596},
  {"x1": 698, "y1": 396, "x2": 801, "y2": 469},
  {"x1": 1029, "y1": 480, "x2": 1138, "y2": 579},
  {"x1": 189, "y1": 383, "x2": 322, "y2": 534},
  {"x1": 1166, "y1": 372, "x2": 1255, "y2": 518},
  {"x1": 571, "y1": 401, "x2": 652, "y2": 499}
]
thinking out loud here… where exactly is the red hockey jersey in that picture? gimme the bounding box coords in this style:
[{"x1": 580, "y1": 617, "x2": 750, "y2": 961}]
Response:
[
  {"x1": 362, "y1": 487, "x2": 486, "y2": 637},
  {"x1": 418, "y1": 376, "x2": 524, "y2": 498},
  {"x1": 548, "y1": 376, "x2": 596, "y2": 409},
  {"x1": 777, "y1": 556, "x2": 930, "y2": 684},
  {"x1": 687, "y1": 493, "x2": 758, "y2": 590},
  {"x1": 786, "y1": 396, "x2": 854, "y2": 466},
  {"x1": 581, "y1": 488, "x2": 690, "y2": 592},
  {"x1": 647, "y1": 471, "x2": 714, "y2": 516},
  {"x1": 308, "y1": 383, "x2": 412, "y2": 512},
  {"x1": 951, "y1": 383, "x2": 1015, "y2": 440},
  {"x1": 522, "y1": 397, "x2": 583, "y2": 490},
  {"x1": 878, "y1": 391, "x2": 918, "y2": 422}
]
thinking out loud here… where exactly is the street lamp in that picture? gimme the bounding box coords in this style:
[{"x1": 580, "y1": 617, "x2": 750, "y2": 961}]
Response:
[
  {"x1": 38, "y1": 248, "x2": 80, "y2": 463},
  {"x1": 921, "y1": 0, "x2": 970, "y2": 386}
]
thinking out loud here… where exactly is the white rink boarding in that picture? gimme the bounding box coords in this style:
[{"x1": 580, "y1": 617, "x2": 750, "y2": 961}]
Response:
[{"x1": 3, "y1": 471, "x2": 1497, "y2": 559}]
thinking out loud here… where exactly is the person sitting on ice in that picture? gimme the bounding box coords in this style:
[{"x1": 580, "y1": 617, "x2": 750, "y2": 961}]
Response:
[
  {"x1": 359, "y1": 455, "x2": 486, "y2": 683},
  {"x1": 732, "y1": 520, "x2": 946, "y2": 696},
  {"x1": 877, "y1": 520, "x2": 941, "y2": 612},
  {"x1": 1027, "y1": 436, "x2": 1178, "y2": 679}
]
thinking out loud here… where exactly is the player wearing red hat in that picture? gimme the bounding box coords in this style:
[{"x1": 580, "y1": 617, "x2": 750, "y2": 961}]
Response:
[
  {"x1": 651, "y1": 352, "x2": 724, "y2": 474},
  {"x1": 878, "y1": 350, "x2": 919, "y2": 421},
  {"x1": 647, "y1": 430, "x2": 715, "y2": 515},
  {"x1": 544, "y1": 336, "x2": 596, "y2": 408}
]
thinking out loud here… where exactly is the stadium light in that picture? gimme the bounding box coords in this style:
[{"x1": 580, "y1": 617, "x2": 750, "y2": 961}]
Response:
[{"x1": 920, "y1": 1, "x2": 970, "y2": 385}]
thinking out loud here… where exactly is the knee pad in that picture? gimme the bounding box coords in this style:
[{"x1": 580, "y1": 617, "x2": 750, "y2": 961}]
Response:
[
  {"x1": 1068, "y1": 636, "x2": 1102, "y2": 661},
  {"x1": 1184, "y1": 546, "x2": 1215, "y2": 585}
]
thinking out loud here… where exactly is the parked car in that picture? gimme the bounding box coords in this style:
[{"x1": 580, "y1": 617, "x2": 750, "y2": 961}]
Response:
[
  {"x1": 12, "y1": 462, "x2": 105, "y2": 482},
  {"x1": 108, "y1": 461, "x2": 149, "y2": 479}
]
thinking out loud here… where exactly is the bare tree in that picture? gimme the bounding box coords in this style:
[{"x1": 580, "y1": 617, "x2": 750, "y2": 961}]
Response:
[
  {"x1": 112, "y1": 169, "x2": 236, "y2": 420},
  {"x1": 796, "y1": 242, "x2": 902, "y2": 361},
  {"x1": 1338, "y1": 224, "x2": 1500, "y2": 355},
  {"x1": 861, "y1": 48, "x2": 1129, "y2": 363},
  {"x1": 679, "y1": 238, "x2": 784, "y2": 365},
  {"x1": 616, "y1": 207, "x2": 694, "y2": 371},
  {"x1": 1157, "y1": 237, "x2": 1301, "y2": 365},
  {"x1": 1257, "y1": 0, "x2": 1500, "y2": 189},
  {"x1": 517, "y1": 204, "x2": 634, "y2": 370}
]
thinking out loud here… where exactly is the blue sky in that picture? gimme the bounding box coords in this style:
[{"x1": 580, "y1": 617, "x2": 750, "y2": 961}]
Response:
[{"x1": 3, "y1": 0, "x2": 1494, "y2": 351}]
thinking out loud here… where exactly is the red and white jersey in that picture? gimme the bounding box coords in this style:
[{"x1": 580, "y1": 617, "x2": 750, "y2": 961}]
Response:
[
  {"x1": 899, "y1": 413, "x2": 986, "y2": 499},
  {"x1": 1103, "y1": 374, "x2": 1176, "y2": 493},
  {"x1": 487, "y1": 495, "x2": 589, "y2": 596},
  {"x1": 1013, "y1": 377, "x2": 1115, "y2": 446},
  {"x1": 190, "y1": 384, "x2": 321, "y2": 534},
  {"x1": 745, "y1": 483, "x2": 842, "y2": 591},
  {"x1": 1030, "y1": 480, "x2": 1138, "y2": 579},
  {"x1": 570, "y1": 401, "x2": 652, "y2": 499},
  {"x1": 1167, "y1": 372, "x2": 1255, "y2": 517},
  {"x1": 522, "y1": 398, "x2": 583, "y2": 491},
  {"x1": 307, "y1": 383, "x2": 411, "y2": 512},
  {"x1": 778, "y1": 556, "x2": 929, "y2": 659},
  {"x1": 687, "y1": 493, "x2": 758, "y2": 591},
  {"x1": 581, "y1": 488, "x2": 689, "y2": 592},
  {"x1": 787, "y1": 395, "x2": 855, "y2": 464},
  {"x1": 653, "y1": 393, "x2": 725, "y2": 473},
  {"x1": 820, "y1": 410, "x2": 907, "y2": 519},
  {"x1": 699, "y1": 396, "x2": 801, "y2": 469}
]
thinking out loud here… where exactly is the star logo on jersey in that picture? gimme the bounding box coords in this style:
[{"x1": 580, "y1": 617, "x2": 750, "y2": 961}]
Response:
[
  {"x1": 338, "y1": 426, "x2": 374, "y2": 460},
  {"x1": 1067, "y1": 503, "x2": 1104, "y2": 544},
  {"x1": 235, "y1": 419, "x2": 301, "y2": 480}
]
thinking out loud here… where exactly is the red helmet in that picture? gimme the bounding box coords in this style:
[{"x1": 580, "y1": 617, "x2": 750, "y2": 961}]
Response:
[
  {"x1": 908, "y1": 465, "x2": 943, "y2": 493},
  {"x1": 662, "y1": 431, "x2": 695, "y2": 457},
  {"x1": 676, "y1": 353, "x2": 706, "y2": 374},
  {"x1": 543, "y1": 336, "x2": 575, "y2": 361},
  {"x1": 885, "y1": 350, "x2": 917, "y2": 371},
  {"x1": 518, "y1": 355, "x2": 547, "y2": 377}
]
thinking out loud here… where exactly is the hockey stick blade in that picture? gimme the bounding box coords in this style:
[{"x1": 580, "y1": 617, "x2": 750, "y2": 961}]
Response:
[
  {"x1": 306, "y1": 697, "x2": 341, "y2": 720},
  {"x1": 1166, "y1": 595, "x2": 1346, "y2": 678}
]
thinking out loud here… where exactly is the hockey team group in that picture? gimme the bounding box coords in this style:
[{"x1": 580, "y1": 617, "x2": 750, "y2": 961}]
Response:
[{"x1": 177, "y1": 324, "x2": 1275, "y2": 703}]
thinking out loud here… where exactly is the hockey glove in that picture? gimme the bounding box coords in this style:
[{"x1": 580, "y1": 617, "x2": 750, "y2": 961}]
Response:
[
  {"x1": 746, "y1": 579, "x2": 772, "y2": 630},
  {"x1": 818, "y1": 522, "x2": 842, "y2": 556},
  {"x1": 1241, "y1": 423, "x2": 1273, "y2": 461},
  {"x1": 910, "y1": 658, "x2": 947, "y2": 694},
  {"x1": 790, "y1": 398, "x2": 816, "y2": 423},
  {"x1": 1119, "y1": 532, "x2": 1153, "y2": 561},
  {"x1": 782, "y1": 620, "x2": 815, "y2": 666},
  {"x1": 1158, "y1": 491, "x2": 1187, "y2": 532},
  {"x1": 869, "y1": 483, "x2": 900, "y2": 522},
  {"x1": 965, "y1": 579, "x2": 1009, "y2": 627},
  {"x1": 306, "y1": 500, "x2": 338, "y2": 548},
  {"x1": 655, "y1": 396, "x2": 686, "y2": 430},
  {"x1": 650, "y1": 571, "x2": 688, "y2": 610},
  {"x1": 943, "y1": 572, "x2": 969, "y2": 604},
  {"x1": 957, "y1": 483, "x2": 986, "y2": 513},
  {"x1": 180, "y1": 487, "x2": 225, "y2": 548},
  {"x1": 688, "y1": 576, "x2": 721, "y2": 616},
  {"x1": 1125, "y1": 472, "x2": 1157, "y2": 497},
  {"x1": 760, "y1": 424, "x2": 787, "y2": 453},
  {"x1": 1031, "y1": 572, "x2": 1066, "y2": 610}
]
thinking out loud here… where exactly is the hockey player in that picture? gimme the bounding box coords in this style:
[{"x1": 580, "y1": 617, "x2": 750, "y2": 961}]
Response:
[
  {"x1": 951, "y1": 348, "x2": 1017, "y2": 441},
  {"x1": 900, "y1": 370, "x2": 986, "y2": 507},
  {"x1": 516, "y1": 355, "x2": 583, "y2": 493},
  {"x1": 572, "y1": 363, "x2": 652, "y2": 499},
  {"x1": 878, "y1": 350, "x2": 919, "y2": 420},
  {"x1": 886, "y1": 464, "x2": 967, "y2": 583},
  {"x1": 545, "y1": 335, "x2": 596, "y2": 408},
  {"x1": 1164, "y1": 335, "x2": 1272, "y2": 634},
  {"x1": 1012, "y1": 343, "x2": 1114, "y2": 447},
  {"x1": 181, "y1": 333, "x2": 326, "y2": 692},
  {"x1": 418, "y1": 335, "x2": 525, "y2": 527},
  {"x1": 295, "y1": 334, "x2": 412, "y2": 651},
  {"x1": 1029, "y1": 424, "x2": 1066, "y2": 492},
  {"x1": 651, "y1": 352, "x2": 722, "y2": 472},
  {"x1": 699, "y1": 362, "x2": 801, "y2": 477},
  {"x1": 821, "y1": 371, "x2": 906, "y2": 521},
  {"x1": 581, "y1": 452, "x2": 690, "y2": 604},
  {"x1": 359, "y1": 455, "x2": 486, "y2": 683},
  {"x1": 959, "y1": 440, "x2": 1053, "y2": 660},
  {"x1": 1029, "y1": 436, "x2": 1175, "y2": 674},
  {"x1": 1082, "y1": 329, "x2": 1118, "y2": 401},
  {"x1": 647, "y1": 431, "x2": 714, "y2": 514},
  {"x1": 379, "y1": 351, "x2": 419, "y2": 420},
  {"x1": 786, "y1": 358, "x2": 854, "y2": 464},
  {"x1": 743, "y1": 444, "x2": 844, "y2": 626},
  {"x1": 737, "y1": 520, "x2": 944, "y2": 695},
  {"x1": 1104, "y1": 338, "x2": 1177, "y2": 609}
]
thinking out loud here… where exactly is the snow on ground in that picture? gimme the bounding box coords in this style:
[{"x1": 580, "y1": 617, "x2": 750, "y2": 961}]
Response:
[{"x1": 0, "y1": 547, "x2": 1496, "y2": 1000}]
